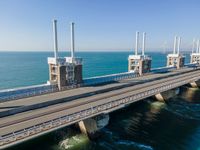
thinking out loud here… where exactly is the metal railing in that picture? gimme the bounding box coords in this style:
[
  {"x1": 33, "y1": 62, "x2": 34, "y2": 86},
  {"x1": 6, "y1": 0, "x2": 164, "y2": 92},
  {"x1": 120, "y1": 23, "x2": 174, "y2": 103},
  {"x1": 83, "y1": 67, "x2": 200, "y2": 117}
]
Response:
[
  {"x1": 0, "y1": 84, "x2": 59, "y2": 102},
  {"x1": 83, "y1": 71, "x2": 139, "y2": 86}
]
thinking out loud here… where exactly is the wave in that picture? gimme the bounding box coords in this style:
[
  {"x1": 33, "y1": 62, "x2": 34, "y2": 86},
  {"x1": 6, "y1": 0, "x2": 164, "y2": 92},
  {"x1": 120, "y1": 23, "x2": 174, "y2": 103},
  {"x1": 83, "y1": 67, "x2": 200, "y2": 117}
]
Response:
[
  {"x1": 59, "y1": 134, "x2": 89, "y2": 150},
  {"x1": 165, "y1": 98, "x2": 200, "y2": 121},
  {"x1": 116, "y1": 140, "x2": 153, "y2": 150}
]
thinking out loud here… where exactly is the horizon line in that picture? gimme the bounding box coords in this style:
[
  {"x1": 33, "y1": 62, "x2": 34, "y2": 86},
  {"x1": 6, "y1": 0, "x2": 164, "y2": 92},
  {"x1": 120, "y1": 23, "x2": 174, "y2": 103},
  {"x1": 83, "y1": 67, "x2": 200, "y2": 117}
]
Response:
[{"x1": 0, "y1": 49, "x2": 192, "y2": 53}]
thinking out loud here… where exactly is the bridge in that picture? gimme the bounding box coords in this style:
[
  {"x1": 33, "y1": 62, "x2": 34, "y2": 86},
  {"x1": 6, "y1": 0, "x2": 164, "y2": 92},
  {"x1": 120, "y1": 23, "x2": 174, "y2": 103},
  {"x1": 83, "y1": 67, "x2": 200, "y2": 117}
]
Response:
[{"x1": 0, "y1": 20, "x2": 200, "y2": 149}]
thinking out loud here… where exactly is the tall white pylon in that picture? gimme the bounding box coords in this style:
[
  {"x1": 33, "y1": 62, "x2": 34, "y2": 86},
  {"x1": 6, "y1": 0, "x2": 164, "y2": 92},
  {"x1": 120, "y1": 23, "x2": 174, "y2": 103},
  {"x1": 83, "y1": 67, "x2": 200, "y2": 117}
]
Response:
[
  {"x1": 70, "y1": 22, "x2": 75, "y2": 58},
  {"x1": 142, "y1": 32, "x2": 146, "y2": 56},
  {"x1": 173, "y1": 36, "x2": 177, "y2": 54},
  {"x1": 53, "y1": 19, "x2": 58, "y2": 61},
  {"x1": 135, "y1": 31, "x2": 139, "y2": 55},
  {"x1": 177, "y1": 37, "x2": 181, "y2": 55}
]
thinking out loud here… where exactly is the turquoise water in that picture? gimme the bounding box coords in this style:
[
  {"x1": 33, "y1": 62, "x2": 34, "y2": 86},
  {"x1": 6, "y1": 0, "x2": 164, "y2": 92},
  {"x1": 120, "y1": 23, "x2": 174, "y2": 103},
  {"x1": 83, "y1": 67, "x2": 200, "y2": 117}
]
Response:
[
  {"x1": 0, "y1": 51, "x2": 190, "y2": 90},
  {"x1": 1, "y1": 51, "x2": 199, "y2": 150}
]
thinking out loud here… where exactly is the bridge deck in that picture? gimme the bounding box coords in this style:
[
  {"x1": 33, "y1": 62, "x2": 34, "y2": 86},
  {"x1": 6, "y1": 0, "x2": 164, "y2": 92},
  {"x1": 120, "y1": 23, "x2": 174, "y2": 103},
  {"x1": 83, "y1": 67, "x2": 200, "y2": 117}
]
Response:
[
  {"x1": 0, "y1": 67, "x2": 195, "y2": 115},
  {"x1": 0, "y1": 68, "x2": 200, "y2": 148},
  {"x1": 0, "y1": 67, "x2": 199, "y2": 137}
]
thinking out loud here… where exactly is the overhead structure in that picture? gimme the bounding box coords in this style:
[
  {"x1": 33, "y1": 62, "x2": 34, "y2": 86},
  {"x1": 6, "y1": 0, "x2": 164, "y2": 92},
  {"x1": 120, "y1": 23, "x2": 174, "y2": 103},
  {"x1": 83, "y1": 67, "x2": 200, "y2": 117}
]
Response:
[
  {"x1": 167, "y1": 35, "x2": 185, "y2": 69},
  {"x1": 47, "y1": 20, "x2": 83, "y2": 90},
  {"x1": 190, "y1": 39, "x2": 200, "y2": 64},
  {"x1": 128, "y1": 31, "x2": 151, "y2": 75}
]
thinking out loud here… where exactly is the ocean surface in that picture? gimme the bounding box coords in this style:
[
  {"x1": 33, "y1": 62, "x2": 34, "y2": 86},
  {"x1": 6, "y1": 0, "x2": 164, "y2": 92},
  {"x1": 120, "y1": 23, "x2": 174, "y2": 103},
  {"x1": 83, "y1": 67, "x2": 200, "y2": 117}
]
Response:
[
  {"x1": 0, "y1": 51, "x2": 191, "y2": 90},
  {"x1": 1, "y1": 51, "x2": 200, "y2": 150}
]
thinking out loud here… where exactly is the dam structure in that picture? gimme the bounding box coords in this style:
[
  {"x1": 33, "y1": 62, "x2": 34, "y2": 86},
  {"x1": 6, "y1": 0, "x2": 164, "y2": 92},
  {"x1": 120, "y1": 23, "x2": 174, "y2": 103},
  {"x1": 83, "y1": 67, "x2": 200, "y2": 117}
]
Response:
[{"x1": 0, "y1": 20, "x2": 200, "y2": 149}]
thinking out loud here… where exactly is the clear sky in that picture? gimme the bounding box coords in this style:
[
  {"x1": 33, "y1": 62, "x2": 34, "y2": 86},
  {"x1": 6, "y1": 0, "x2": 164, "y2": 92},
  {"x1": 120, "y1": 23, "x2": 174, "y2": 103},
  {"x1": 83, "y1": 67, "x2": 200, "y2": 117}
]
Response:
[{"x1": 0, "y1": 0, "x2": 199, "y2": 51}]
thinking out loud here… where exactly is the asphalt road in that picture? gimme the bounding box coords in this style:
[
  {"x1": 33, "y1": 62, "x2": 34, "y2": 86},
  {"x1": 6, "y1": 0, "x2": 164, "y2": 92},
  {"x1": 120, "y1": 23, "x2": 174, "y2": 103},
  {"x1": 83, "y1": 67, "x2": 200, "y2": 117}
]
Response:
[
  {"x1": 0, "y1": 67, "x2": 196, "y2": 115},
  {"x1": 0, "y1": 67, "x2": 200, "y2": 137}
]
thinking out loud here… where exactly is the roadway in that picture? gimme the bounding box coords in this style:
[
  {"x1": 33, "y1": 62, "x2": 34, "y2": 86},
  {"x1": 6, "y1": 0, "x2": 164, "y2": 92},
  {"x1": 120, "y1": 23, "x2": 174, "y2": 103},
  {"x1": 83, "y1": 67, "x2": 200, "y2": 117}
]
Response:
[
  {"x1": 0, "y1": 67, "x2": 197, "y2": 117},
  {"x1": 0, "y1": 67, "x2": 200, "y2": 137},
  {"x1": 0, "y1": 67, "x2": 200, "y2": 149}
]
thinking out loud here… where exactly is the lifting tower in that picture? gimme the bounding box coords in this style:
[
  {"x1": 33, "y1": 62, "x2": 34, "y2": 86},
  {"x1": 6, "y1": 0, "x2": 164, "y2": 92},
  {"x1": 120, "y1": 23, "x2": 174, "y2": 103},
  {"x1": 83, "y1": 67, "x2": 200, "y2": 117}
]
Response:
[
  {"x1": 190, "y1": 39, "x2": 200, "y2": 64},
  {"x1": 167, "y1": 36, "x2": 185, "y2": 69},
  {"x1": 128, "y1": 32, "x2": 151, "y2": 75},
  {"x1": 47, "y1": 20, "x2": 83, "y2": 90}
]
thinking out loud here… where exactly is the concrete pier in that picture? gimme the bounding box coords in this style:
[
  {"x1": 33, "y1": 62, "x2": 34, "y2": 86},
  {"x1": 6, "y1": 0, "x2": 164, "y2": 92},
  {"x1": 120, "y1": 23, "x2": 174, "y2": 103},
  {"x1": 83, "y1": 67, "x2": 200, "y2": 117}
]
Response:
[
  {"x1": 189, "y1": 80, "x2": 200, "y2": 88},
  {"x1": 180, "y1": 86, "x2": 200, "y2": 102},
  {"x1": 155, "y1": 88, "x2": 180, "y2": 101},
  {"x1": 78, "y1": 114, "x2": 109, "y2": 139}
]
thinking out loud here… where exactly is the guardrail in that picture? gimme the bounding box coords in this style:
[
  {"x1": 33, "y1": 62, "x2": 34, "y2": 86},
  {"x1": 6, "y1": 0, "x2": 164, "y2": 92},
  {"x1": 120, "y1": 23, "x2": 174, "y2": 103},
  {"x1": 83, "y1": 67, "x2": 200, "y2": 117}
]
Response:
[
  {"x1": 1, "y1": 72, "x2": 199, "y2": 149},
  {"x1": 185, "y1": 63, "x2": 198, "y2": 67},
  {"x1": 0, "y1": 84, "x2": 58, "y2": 102},
  {"x1": 83, "y1": 66, "x2": 179, "y2": 86},
  {"x1": 83, "y1": 71, "x2": 138, "y2": 86},
  {"x1": 151, "y1": 66, "x2": 176, "y2": 73}
]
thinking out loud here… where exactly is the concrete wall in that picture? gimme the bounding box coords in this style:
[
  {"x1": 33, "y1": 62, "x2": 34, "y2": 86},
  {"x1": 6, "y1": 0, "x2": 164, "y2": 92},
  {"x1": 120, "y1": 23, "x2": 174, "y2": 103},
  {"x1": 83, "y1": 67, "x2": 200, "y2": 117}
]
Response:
[
  {"x1": 58, "y1": 66, "x2": 67, "y2": 89},
  {"x1": 74, "y1": 65, "x2": 83, "y2": 84},
  {"x1": 140, "y1": 59, "x2": 151, "y2": 75},
  {"x1": 167, "y1": 56, "x2": 185, "y2": 69}
]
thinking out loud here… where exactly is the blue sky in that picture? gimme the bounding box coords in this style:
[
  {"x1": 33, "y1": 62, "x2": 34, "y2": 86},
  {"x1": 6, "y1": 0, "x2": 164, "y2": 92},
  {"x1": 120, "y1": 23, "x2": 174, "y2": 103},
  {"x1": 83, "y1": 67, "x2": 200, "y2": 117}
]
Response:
[{"x1": 0, "y1": 0, "x2": 199, "y2": 51}]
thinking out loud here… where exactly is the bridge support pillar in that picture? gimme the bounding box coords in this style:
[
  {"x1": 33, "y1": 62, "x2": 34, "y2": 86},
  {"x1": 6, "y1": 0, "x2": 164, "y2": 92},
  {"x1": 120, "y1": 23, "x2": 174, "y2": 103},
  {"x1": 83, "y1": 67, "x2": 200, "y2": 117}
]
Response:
[
  {"x1": 190, "y1": 80, "x2": 200, "y2": 88},
  {"x1": 154, "y1": 88, "x2": 180, "y2": 101},
  {"x1": 180, "y1": 86, "x2": 200, "y2": 102},
  {"x1": 78, "y1": 114, "x2": 109, "y2": 139}
]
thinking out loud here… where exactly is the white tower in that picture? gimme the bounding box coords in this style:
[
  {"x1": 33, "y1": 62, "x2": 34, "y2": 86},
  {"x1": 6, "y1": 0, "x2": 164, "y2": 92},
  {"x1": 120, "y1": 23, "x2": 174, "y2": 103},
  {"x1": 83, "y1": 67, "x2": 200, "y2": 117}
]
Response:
[
  {"x1": 167, "y1": 36, "x2": 185, "y2": 69},
  {"x1": 65, "y1": 22, "x2": 83, "y2": 84},
  {"x1": 128, "y1": 31, "x2": 151, "y2": 75},
  {"x1": 48, "y1": 20, "x2": 67, "y2": 90},
  {"x1": 190, "y1": 39, "x2": 200, "y2": 64},
  {"x1": 47, "y1": 20, "x2": 83, "y2": 90}
]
